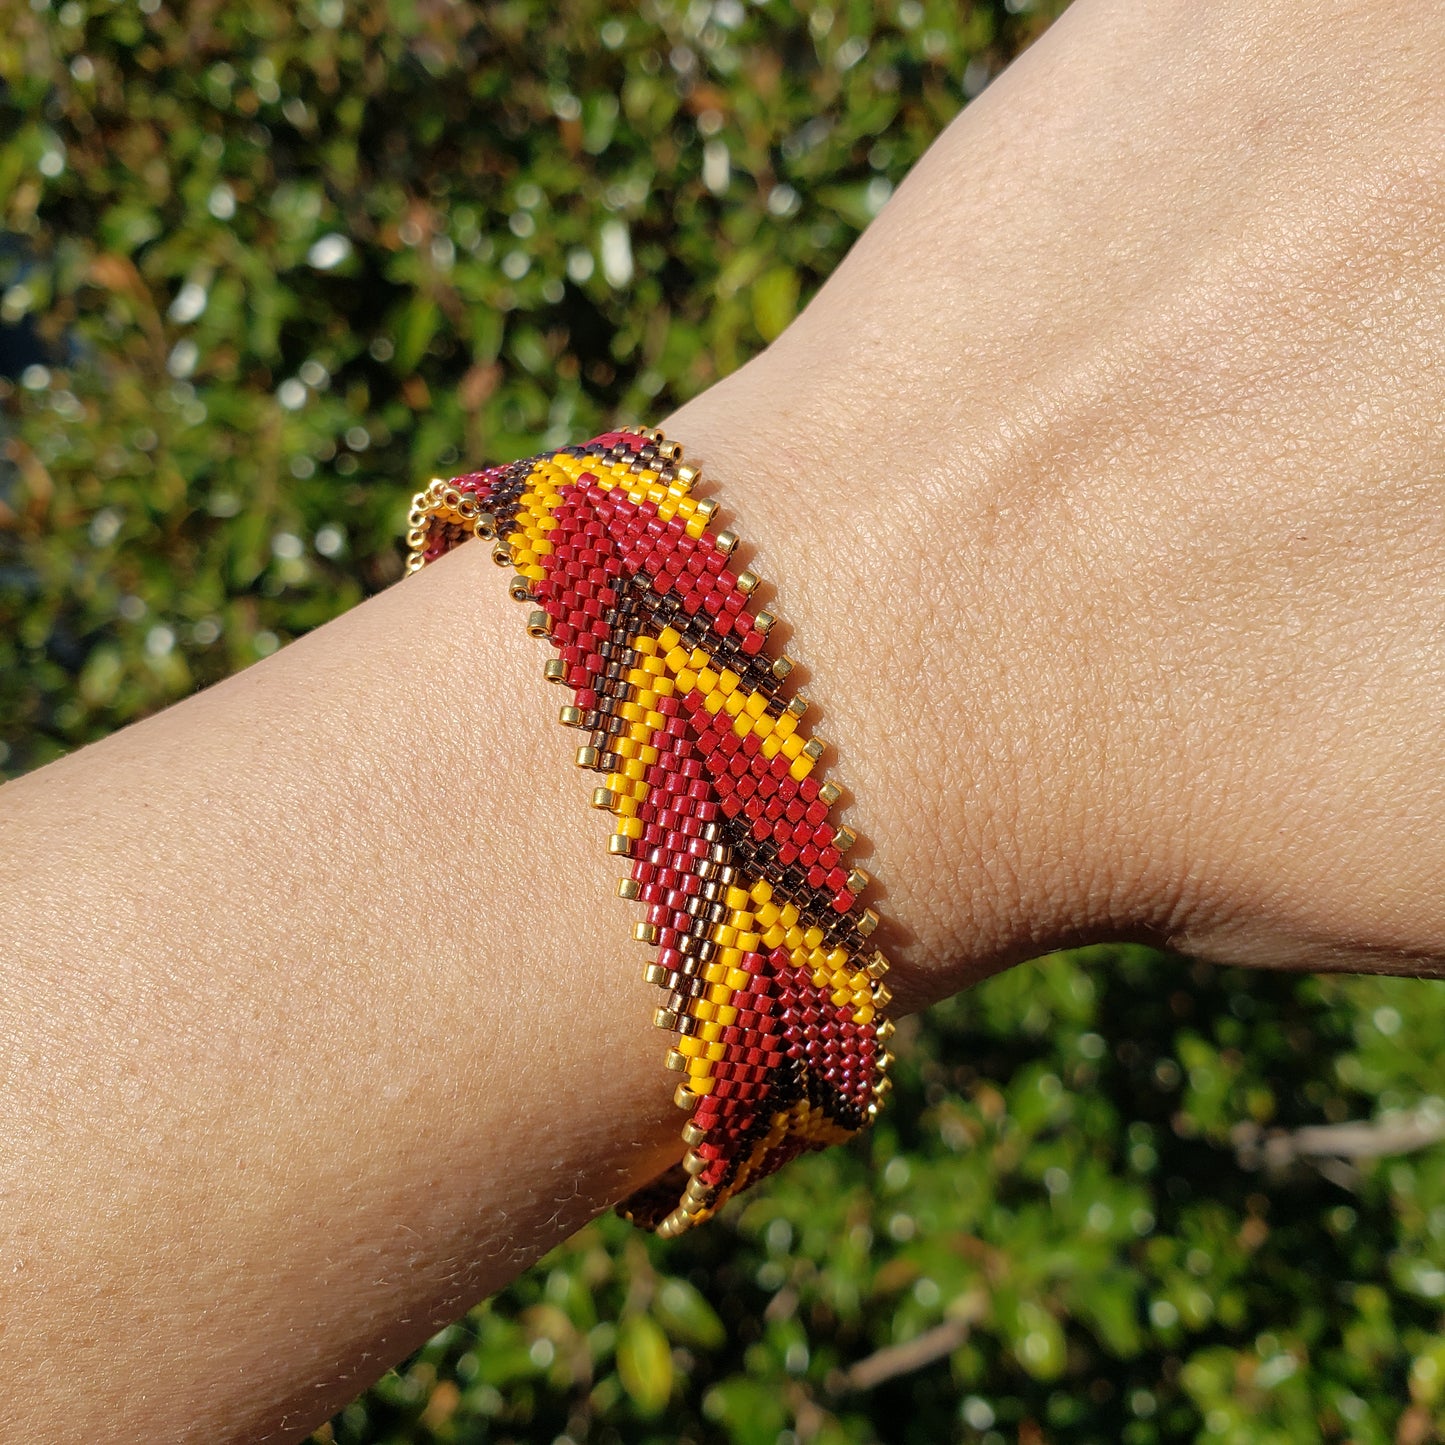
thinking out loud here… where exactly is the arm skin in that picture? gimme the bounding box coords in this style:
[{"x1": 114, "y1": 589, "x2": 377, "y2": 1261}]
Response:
[{"x1": 3, "y1": 0, "x2": 1444, "y2": 1436}]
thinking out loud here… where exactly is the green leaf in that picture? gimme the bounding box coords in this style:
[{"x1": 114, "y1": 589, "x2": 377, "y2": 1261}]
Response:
[
  {"x1": 653, "y1": 1277, "x2": 726, "y2": 1351},
  {"x1": 751, "y1": 266, "x2": 799, "y2": 343},
  {"x1": 393, "y1": 295, "x2": 441, "y2": 373},
  {"x1": 616, "y1": 1312, "x2": 672, "y2": 1416}
]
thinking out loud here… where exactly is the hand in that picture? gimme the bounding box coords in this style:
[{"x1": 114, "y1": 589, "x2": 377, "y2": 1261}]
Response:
[{"x1": 666, "y1": 0, "x2": 1445, "y2": 999}]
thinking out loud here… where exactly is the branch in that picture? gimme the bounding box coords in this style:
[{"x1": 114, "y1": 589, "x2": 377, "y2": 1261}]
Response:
[
  {"x1": 1233, "y1": 1110, "x2": 1445, "y2": 1174},
  {"x1": 830, "y1": 1317, "x2": 970, "y2": 1394}
]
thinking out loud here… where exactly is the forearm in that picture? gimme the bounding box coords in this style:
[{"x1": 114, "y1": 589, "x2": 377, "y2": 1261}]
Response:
[
  {"x1": 4, "y1": 0, "x2": 1444, "y2": 1437},
  {"x1": 0, "y1": 540, "x2": 694, "y2": 1438}
]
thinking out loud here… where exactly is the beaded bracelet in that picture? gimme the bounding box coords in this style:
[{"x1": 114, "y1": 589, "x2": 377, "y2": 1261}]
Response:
[{"x1": 405, "y1": 428, "x2": 894, "y2": 1236}]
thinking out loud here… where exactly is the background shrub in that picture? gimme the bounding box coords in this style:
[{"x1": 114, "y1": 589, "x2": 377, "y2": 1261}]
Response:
[{"x1": 4, "y1": 3, "x2": 1445, "y2": 1442}]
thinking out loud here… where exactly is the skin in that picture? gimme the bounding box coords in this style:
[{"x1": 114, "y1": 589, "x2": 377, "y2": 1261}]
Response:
[{"x1": 2, "y1": 0, "x2": 1443, "y2": 1436}]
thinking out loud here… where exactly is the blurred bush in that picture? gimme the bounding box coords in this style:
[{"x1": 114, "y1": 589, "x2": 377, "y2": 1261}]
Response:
[{"x1": 5, "y1": 2, "x2": 1445, "y2": 1443}]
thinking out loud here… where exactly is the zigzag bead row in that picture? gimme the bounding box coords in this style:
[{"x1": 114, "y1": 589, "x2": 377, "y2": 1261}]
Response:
[{"x1": 405, "y1": 427, "x2": 894, "y2": 1236}]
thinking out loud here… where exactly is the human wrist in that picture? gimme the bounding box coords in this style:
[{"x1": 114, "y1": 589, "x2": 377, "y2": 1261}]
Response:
[{"x1": 659, "y1": 368, "x2": 1123, "y2": 1013}]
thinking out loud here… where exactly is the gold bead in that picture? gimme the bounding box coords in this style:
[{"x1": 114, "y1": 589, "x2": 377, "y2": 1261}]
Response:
[
  {"x1": 618, "y1": 877, "x2": 641, "y2": 901},
  {"x1": 802, "y1": 738, "x2": 825, "y2": 762},
  {"x1": 874, "y1": 1076, "x2": 894, "y2": 1099},
  {"x1": 559, "y1": 705, "x2": 584, "y2": 727},
  {"x1": 681, "y1": 1121, "x2": 707, "y2": 1147},
  {"x1": 633, "y1": 921, "x2": 659, "y2": 944},
  {"x1": 819, "y1": 781, "x2": 842, "y2": 806},
  {"x1": 857, "y1": 908, "x2": 880, "y2": 938},
  {"x1": 695, "y1": 496, "x2": 719, "y2": 524},
  {"x1": 846, "y1": 866, "x2": 871, "y2": 894},
  {"x1": 833, "y1": 825, "x2": 856, "y2": 852},
  {"x1": 475, "y1": 510, "x2": 497, "y2": 539},
  {"x1": 665, "y1": 1050, "x2": 688, "y2": 1072},
  {"x1": 880, "y1": 1050, "x2": 896, "y2": 1072},
  {"x1": 675, "y1": 463, "x2": 699, "y2": 487},
  {"x1": 508, "y1": 576, "x2": 533, "y2": 602},
  {"x1": 674, "y1": 1084, "x2": 699, "y2": 1112},
  {"x1": 491, "y1": 543, "x2": 513, "y2": 567},
  {"x1": 754, "y1": 609, "x2": 777, "y2": 634},
  {"x1": 643, "y1": 962, "x2": 669, "y2": 986},
  {"x1": 877, "y1": 1017, "x2": 896, "y2": 1043},
  {"x1": 527, "y1": 609, "x2": 551, "y2": 638},
  {"x1": 654, "y1": 1007, "x2": 679, "y2": 1030},
  {"x1": 682, "y1": 1150, "x2": 708, "y2": 1175},
  {"x1": 576, "y1": 746, "x2": 601, "y2": 769},
  {"x1": 715, "y1": 528, "x2": 739, "y2": 556},
  {"x1": 866, "y1": 949, "x2": 889, "y2": 979},
  {"x1": 873, "y1": 982, "x2": 893, "y2": 1009},
  {"x1": 736, "y1": 569, "x2": 760, "y2": 595},
  {"x1": 658, "y1": 439, "x2": 682, "y2": 461},
  {"x1": 608, "y1": 834, "x2": 635, "y2": 857},
  {"x1": 771, "y1": 655, "x2": 795, "y2": 681},
  {"x1": 544, "y1": 659, "x2": 567, "y2": 683},
  {"x1": 786, "y1": 695, "x2": 808, "y2": 719},
  {"x1": 593, "y1": 786, "x2": 617, "y2": 810}
]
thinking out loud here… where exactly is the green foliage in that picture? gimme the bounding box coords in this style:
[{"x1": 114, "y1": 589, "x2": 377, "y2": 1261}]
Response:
[{"x1": 6, "y1": 3, "x2": 1445, "y2": 1443}]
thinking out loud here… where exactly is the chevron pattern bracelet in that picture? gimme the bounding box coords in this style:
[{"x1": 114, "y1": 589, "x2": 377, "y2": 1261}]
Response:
[{"x1": 405, "y1": 427, "x2": 894, "y2": 1236}]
